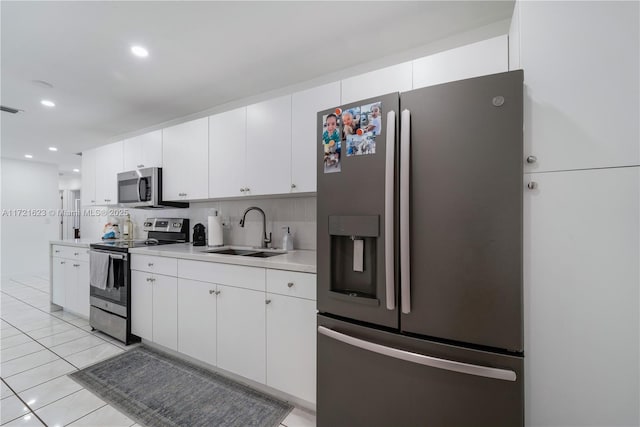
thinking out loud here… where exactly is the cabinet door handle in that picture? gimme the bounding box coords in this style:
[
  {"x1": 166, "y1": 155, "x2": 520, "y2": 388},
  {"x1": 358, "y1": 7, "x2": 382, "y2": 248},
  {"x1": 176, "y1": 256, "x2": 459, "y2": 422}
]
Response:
[
  {"x1": 148, "y1": 263, "x2": 154, "y2": 267},
  {"x1": 240, "y1": 188, "x2": 245, "y2": 193},
  {"x1": 55, "y1": 250, "x2": 60, "y2": 253},
  {"x1": 265, "y1": 299, "x2": 272, "y2": 304},
  {"x1": 73, "y1": 264, "x2": 80, "y2": 267},
  {"x1": 287, "y1": 282, "x2": 294, "y2": 288},
  {"x1": 526, "y1": 155, "x2": 537, "y2": 164},
  {"x1": 137, "y1": 164, "x2": 144, "y2": 168},
  {"x1": 104, "y1": 199, "x2": 111, "y2": 202},
  {"x1": 60, "y1": 261, "x2": 66, "y2": 264},
  {"x1": 290, "y1": 183, "x2": 296, "y2": 189},
  {"x1": 527, "y1": 181, "x2": 538, "y2": 190},
  {"x1": 74, "y1": 252, "x2": 79, "y2": 256},
  {"x1": 90, "y1": 200, "x2": 95, "y2": 203},
  {"x1": 215, "y1": 290, "x2": 221, "y2": 295},
  {"x1": 244, "y1": 187, "x2": 250, "y2": 192},
  {"x1": 209, "y1": 289, "x2": 216, "y2": 295}
]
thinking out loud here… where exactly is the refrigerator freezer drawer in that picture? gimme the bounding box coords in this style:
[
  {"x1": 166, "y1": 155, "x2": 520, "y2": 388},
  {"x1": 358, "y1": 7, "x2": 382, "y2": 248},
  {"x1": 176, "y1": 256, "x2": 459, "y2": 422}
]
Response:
[{"x1": 317, "y1": 315, "x2": 523, "y2": 427}]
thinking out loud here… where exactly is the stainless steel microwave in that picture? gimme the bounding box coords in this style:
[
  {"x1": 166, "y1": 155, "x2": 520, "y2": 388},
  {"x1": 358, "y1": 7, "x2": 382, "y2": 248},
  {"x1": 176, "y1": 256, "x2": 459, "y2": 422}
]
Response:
[{"x1": 117, "y1": 167, "x2": 188, "y2": 209}]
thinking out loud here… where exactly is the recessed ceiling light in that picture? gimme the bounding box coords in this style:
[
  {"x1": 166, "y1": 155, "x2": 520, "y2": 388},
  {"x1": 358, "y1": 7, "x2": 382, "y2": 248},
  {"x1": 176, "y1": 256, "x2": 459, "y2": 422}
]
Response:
[
  {"x1": 73, "y1": 168, "x2": 80, "y2": 173},
  {"x1": 41, "y1": 100, "x2": 55, "y2": 107},
  {"x1": 131, "y1": 45, "x2": 149, "y2": 58},
  {"x1": 24, "y1": 154, "x2": 33, "y2": 159},
  {"x1": 48, "y1": 146, "x2": 58, "y2": 152}
]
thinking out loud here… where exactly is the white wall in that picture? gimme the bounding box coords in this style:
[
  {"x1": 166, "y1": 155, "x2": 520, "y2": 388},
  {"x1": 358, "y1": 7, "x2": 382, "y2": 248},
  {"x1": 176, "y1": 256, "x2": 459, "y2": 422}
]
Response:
[
  {"x1": 58, "y1": 175, "x2": 81, "y2": 190},
  {"x1": 514, "y1": 1, "x2": 640, "y2": 426},
  {"x1": 1, "y1": 159, "x2": 60, "y2": 278}
]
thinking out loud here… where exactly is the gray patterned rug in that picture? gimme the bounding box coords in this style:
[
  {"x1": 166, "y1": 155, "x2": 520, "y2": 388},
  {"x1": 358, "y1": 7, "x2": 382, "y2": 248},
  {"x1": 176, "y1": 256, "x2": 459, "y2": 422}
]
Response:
[{"x1": 69, "y1": 346, "x2": 292, "y2": 427}]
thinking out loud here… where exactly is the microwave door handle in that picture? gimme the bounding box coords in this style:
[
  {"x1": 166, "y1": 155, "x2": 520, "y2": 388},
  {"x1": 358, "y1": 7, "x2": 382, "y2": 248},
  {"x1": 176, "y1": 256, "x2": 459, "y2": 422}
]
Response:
[{"x1": 137, "y1": 177, "x2": 143, "y2": 202}]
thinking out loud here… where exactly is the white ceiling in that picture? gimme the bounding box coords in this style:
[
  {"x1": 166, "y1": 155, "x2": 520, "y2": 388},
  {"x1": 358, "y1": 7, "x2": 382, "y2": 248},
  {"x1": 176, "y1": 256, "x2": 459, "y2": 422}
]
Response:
[{"x1": 1, "y1": 1, "x2": 514, "y2": 172}]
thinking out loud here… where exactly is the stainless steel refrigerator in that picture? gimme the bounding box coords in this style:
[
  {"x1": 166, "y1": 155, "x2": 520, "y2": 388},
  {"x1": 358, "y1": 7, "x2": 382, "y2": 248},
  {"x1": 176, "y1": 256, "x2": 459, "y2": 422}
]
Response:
[{"x1": 316, "y1": 70, "x2": 524, "y2": 426}]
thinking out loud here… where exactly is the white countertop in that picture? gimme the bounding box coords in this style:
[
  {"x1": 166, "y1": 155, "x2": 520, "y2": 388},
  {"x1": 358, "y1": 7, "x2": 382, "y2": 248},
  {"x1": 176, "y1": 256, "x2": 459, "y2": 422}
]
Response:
[
  {"x1": 50, "y1": 239, "x2": 95, "y2": 248},
  {"x1": 129, "y1": 243, "x2": 316, "y2": 274}
]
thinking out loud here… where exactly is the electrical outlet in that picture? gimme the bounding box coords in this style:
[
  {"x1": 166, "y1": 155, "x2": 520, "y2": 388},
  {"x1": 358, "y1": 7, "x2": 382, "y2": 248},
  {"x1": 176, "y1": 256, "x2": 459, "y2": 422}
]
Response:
[{"x1": 221, "y1": 217, "x2": 232, "y2": 229}]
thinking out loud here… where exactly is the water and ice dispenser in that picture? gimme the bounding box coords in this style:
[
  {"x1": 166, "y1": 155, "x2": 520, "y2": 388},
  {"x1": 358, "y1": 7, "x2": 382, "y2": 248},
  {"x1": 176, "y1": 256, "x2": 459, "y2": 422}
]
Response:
[{"x1": 328, "y1": 215, "x2": 379, "y2": 303}]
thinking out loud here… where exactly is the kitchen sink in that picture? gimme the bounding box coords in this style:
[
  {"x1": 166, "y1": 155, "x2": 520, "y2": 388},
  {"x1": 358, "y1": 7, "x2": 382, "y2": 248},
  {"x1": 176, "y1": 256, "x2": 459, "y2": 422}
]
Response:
[
  {"x1": 202, "y1": 248, "x2": 257, "y2": 255},
  {"x1": 242, "y1": 251, "x2": 286, "y2": 258},
  {"x1": 202, "y1": 248, "x2": 286, "y2": 258}
]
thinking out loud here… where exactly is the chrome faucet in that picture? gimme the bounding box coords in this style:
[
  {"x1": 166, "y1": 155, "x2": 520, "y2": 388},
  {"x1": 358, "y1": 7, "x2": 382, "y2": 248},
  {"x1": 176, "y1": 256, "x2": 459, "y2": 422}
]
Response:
[{"x1": 239, "y1": 206, "x2": 272, "y2": 249}]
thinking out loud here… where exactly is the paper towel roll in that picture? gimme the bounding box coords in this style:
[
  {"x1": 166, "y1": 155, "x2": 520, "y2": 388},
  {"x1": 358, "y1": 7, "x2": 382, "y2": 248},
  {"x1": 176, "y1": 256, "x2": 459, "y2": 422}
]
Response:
[{"x1": 208, "y1": 215, "x2": 223, "y2": 247}]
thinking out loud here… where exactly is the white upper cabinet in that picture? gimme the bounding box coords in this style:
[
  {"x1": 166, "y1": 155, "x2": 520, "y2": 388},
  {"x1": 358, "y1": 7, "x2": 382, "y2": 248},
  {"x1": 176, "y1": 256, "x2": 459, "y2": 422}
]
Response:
[
  {"x1": 80, "y1": 149, "x2": 96, "y2": 206},
  {"x1": 519, "y1": 1, "x2": 639, "y2": 172},
  {"x1": 412, "y1": 35, "x2": 508, "y2": 89},
  {"x1": 209, "y1": 107, "x2": 247, "y2": 198},
  {"x1": 162, "y1": 117, "x2": 209, "y2": 201},
  {"x1": 291, "y1": 82, "x2": 341, "y2": 193},
  {"x1": 123, "y1": 130, "x2": 162, "y2": 170},
  {"x1": 94, "y1": 141, "x2": 123, "y2": 205},
  {"x1": 246, "y1": 96, "x2": 292, "y2": 196},
  {"x1": 341, "y1": 62, "x2": 413, "y2": 104}
]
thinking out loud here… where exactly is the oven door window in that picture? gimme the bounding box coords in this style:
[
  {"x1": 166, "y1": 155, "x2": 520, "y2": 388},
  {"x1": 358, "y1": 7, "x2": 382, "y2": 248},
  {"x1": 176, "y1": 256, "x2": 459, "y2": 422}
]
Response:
[{"x1": 90, "y1": 256, "x2": 128, "y2": 306}]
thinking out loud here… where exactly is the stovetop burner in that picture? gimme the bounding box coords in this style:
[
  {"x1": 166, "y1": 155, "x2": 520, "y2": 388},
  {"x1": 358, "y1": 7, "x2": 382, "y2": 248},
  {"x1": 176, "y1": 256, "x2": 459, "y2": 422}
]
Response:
[
  {"x1": 90, "y1": 218, "x2": 189, "y2": 253},
  {"x1": 90, "y1": 239, "x2": 182, "y2": 252}
]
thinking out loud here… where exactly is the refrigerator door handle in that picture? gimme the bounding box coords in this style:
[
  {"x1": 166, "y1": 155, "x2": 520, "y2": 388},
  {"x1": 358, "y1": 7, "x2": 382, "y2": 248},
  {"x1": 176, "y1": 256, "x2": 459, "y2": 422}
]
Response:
[
  {"x1": 318, "y1": 326, "x2": 517, "y2": 382},
  {"x1": 384, "y1": 110, "x2": 396, "y2": 311},
  {"x1": 400, "y1": 109, "x2": 411, "y2": 314}
]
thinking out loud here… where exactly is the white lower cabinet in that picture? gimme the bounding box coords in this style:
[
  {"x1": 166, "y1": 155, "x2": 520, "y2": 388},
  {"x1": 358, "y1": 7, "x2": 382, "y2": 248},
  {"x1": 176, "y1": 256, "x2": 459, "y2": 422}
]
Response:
[
  {"x1": 216, "y1": 284, "x2": 266, "y2": 384},
  {"x1": 134, "y1": 257, "x2": 317, "y2": 403},
  {"x1": 131, "y1": 270, "x2": 177, "y2": 350},
  {"x1": 152, "y1": 274, "x2": 178, "y2": 351},
  {"x1": 52, "y1": 258, "x2": 66, "y2": 306},
  {"x1": 524, "y1": 167, "x2": 639, "y2": 425},
  {"x1": 72, "y1": 262, "x2": 90, "y2": 318},
  {"x1": 266, "y1": 293, "x2": 316, "y2": 403},
  {"x1": 51, "y1": 251, "x2": 89, "y2": 318},
  {"x1": 131, "y1": 270, "x2": 153, "y2": 341},
  {"x1": 177, "y1": 278, "x2": 217, "y2": 366}
]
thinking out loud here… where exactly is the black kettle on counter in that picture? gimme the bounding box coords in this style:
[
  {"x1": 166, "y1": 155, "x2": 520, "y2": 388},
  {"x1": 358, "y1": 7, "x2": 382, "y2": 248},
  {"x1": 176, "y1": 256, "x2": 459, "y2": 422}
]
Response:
[{"x1": 193, "y1": 223, "x2": 206, "y2": 246}]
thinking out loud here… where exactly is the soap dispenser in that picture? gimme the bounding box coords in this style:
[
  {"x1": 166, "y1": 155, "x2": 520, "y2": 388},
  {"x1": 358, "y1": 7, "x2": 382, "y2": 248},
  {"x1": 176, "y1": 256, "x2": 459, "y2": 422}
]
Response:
[{"x1": 281, "y1": 226, "x2": 293, "y2": 251}]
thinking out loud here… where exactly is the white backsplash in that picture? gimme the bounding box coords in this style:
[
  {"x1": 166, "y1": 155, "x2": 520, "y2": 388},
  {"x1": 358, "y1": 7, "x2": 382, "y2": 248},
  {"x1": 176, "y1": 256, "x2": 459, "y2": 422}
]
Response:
[{"x1": 81, "y1": 196, "x2": 317, "y2": 251}]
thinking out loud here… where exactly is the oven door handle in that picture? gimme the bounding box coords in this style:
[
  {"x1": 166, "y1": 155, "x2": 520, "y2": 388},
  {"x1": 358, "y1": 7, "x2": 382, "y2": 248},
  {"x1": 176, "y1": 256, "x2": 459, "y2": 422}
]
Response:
[{"x1": 90, "y1": 249, "x2": 128, "y2": 260}]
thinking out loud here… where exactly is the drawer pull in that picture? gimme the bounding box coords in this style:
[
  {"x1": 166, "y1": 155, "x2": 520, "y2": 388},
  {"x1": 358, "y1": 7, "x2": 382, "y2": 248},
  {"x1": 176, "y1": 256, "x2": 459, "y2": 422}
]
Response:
[
  {"x1": 148, "y1": 263, "x2": 154, "y2": 267},
  {"x1": 74, "y1": 252, "x2": 79, "y2": 256},
  {"x1": 287, "y1": 282, "x2": 294, "y2": 288},
  {"x1": 54, "y1": 250, "x2": 60, "y2": 253},
  {"x1": 265, "y1": 299, "x2": 272, "y2": 304}
]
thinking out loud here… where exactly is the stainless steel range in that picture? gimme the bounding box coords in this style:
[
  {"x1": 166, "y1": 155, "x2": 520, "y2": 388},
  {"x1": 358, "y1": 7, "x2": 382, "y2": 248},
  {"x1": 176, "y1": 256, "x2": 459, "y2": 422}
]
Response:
[{"x1": 89, "y1": 218, "x2": 189, "y2": 344}]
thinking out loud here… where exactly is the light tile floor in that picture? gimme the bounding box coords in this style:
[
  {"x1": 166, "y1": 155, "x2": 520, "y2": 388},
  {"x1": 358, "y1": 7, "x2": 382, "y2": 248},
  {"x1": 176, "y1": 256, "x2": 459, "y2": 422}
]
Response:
[{"x1": 1, "y1": 276, "x2": 316, "y2": 426}]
